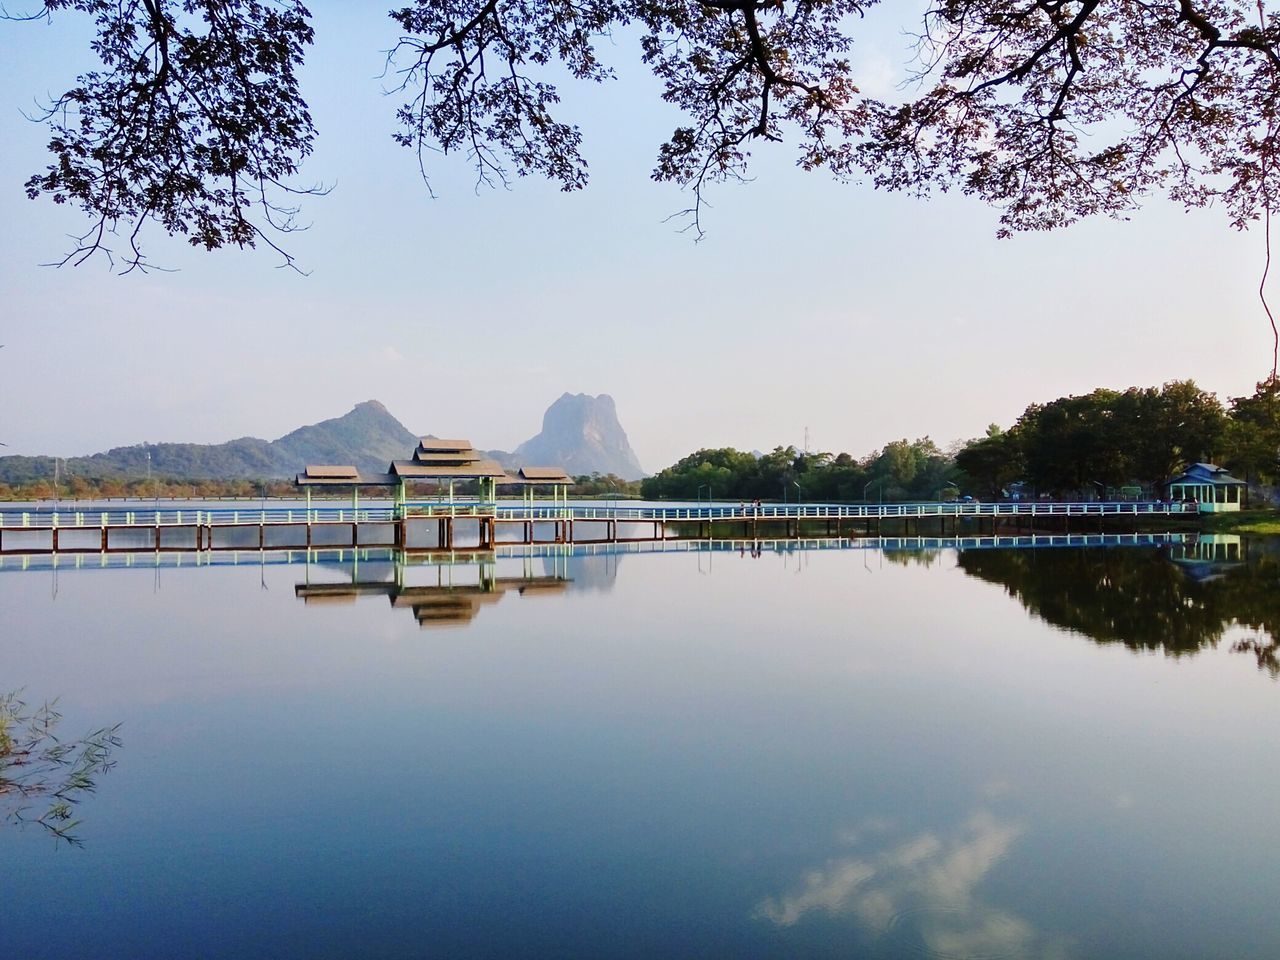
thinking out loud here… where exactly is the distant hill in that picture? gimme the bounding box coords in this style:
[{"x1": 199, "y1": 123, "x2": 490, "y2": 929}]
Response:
[
  {"x1": 0, "y1": 400, "x2": 417, "y2": 484},
  {"x1": 0, "y1": 394, "x2": 646, "y2": 485},
  {"x1": 507, "y1": 393, "x2": 645, "y2": 480}
]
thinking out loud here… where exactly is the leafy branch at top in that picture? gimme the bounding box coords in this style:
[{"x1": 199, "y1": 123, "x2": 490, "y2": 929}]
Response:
[{"x1": 8, "y1": 1, "x2": 1280, "y2": 259}]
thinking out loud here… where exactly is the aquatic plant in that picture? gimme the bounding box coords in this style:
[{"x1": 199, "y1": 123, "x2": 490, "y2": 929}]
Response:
[{"x1": 0, "y1": 692, "x2": 121, "y2": 846}]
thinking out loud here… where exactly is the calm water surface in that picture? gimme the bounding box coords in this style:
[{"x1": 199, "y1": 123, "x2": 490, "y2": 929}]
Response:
[{"x1": 2, "y1": 538, "x2": 1278, "y2": 959}]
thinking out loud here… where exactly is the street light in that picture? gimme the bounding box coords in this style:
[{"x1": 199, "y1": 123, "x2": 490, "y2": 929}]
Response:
[{"x1": 696, "y1": 483, "x2": 710, "y2": 508}]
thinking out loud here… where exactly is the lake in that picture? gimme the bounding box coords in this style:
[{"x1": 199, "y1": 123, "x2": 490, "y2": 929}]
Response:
[{"x1": 2, "y1": 536, "x2": 1277, "y2": 959}]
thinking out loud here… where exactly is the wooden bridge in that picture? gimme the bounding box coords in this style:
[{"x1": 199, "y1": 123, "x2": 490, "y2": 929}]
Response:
[{"x1": 0, "y1": 499, "x2": 1196, "y2": 556}]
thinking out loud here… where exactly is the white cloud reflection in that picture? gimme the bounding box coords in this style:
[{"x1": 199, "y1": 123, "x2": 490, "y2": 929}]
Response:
[{"x1": 756, "y1": 811, "x2": 1073, "y2": 959}]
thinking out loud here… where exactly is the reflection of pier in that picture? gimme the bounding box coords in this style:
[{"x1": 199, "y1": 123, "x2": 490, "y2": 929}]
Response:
[
  {"x1": 294, "y1": 551, "x2": 572, "y2": 629},
  {"x1": 1169, "y1": 534, "x2": 1249, "y2": 583},
  {"x1": 0, "y1": 500, "x2": 1198, "y2": 556},
  {"x1": 0, "y1": 533, "x2": 1194, "y2": 575}
]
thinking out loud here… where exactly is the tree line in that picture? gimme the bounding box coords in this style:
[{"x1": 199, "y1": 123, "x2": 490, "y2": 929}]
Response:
[
  {"x1": 642, "y1": 378, "x2": 1280, "y2": 502},
  {"x1": 958, "y1": 378, "x2": 1280, "y2": 499},
  {"x1": 641, "y1": 439, "x2": 961, "y2": 503},
  {"x1": 0, "y1": 476, "x2": 298, "y2": 502}
]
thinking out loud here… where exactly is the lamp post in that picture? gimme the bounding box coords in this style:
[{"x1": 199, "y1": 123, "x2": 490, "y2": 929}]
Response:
[{"x1": 696, "y1": 483, "x2": 710, "y2": 509}]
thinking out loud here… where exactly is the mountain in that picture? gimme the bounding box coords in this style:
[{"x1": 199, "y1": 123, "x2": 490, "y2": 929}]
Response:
[
  {"x1": 0, "y1": 394, "x2": 645, "y2": 485},
  {"x1": 509, "y1": 393, "x2": 645, "y2": 480},
  {"x1": 0, "y1": 400, "x2": 417, "y2": 483}
]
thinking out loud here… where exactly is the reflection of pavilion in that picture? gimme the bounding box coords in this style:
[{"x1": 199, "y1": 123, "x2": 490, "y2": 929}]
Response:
[
  {"x1": 294, "y1": 550, "x2": 572, "y2": 628},
  {"x1": 1168, "y1": 534, "x2": 1248, "y2": 584}
]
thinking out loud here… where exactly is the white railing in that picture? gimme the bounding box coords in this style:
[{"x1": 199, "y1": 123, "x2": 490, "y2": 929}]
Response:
[
  {"x1": 0, "y1": 506, "x2": 399, "y2": 529},
  {"x1": 0, "y1": 500, "x2": 1195, "y2": 530}
]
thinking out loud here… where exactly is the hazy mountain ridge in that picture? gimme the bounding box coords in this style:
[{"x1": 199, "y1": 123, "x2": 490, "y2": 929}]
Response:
[
  {"x1": 0, "y1": 395, "x2": 645, "y2": 483},
  {"x1": 0, "y1": 400, "x2": 417, "y2": 483}
]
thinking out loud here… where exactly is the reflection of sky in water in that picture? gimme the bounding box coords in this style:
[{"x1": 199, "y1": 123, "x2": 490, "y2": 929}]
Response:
[
  {"x1": 757, "y1": 810, "x2": 1074, "y2": 959},
  {"x1": 1, "y1": 545, "x2": 1279, "y2": 959}
]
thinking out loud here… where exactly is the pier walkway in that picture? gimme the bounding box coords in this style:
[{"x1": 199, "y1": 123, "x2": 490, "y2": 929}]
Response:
[{"x1": 0, "y1": 500, "x2": 1195, "y2": 555}]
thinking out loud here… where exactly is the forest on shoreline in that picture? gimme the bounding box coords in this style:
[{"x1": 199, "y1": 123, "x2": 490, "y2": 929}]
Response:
[{"x1": 5, "y1": 378, "x2": 1277, "y2": 505}]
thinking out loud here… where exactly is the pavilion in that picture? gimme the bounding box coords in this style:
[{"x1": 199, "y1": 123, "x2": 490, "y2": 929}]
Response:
[
  {"x1": 1166, "y1": 463, "x2": 1247, "y2": 513},
  {"x1": 295, "y1": 439, "x2": 573, "y2": 513}
]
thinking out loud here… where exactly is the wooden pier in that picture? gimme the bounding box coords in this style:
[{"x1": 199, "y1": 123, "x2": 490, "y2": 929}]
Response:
[{"x1": 0, "y1": 500, "x2": 1196, "y2": 556}]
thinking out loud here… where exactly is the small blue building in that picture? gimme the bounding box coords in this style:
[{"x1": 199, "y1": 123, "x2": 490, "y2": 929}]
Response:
[{"x1": 1166, "y1": 463, "x2": 1247, "y2": 513}]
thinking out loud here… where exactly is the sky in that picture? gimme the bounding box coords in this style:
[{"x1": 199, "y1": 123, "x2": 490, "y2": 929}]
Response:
[{"x1": 0, "y1": 3, "x2": 1274, "y2": 474}]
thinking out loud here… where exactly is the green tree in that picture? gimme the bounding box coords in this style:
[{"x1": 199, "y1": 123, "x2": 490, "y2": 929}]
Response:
[
  {"x1": 10, "y1": 1, "x2": 1280, "y2": 269},
  {"x1": 1225, "y1": 376, "x2": 1280, "y2": 489},
  {"x1": 640, "y1": 447, "x2": 760, "y2": 500},
  {"x1": 1012, "y1": 382, "x2": 1225, "y2": 495},
  {"x1": 955, "y1": 426, "x2": 1024, "y2": 499}
]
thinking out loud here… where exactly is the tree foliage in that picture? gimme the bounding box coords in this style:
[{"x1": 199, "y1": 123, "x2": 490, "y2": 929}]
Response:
[
  {"x1": 9, "y1": 0, "x2": 1280, "y2": 267},
  {"x1": 19, "y1": 0, "x2": 318, "y2": 271},
  {"x1": 962, "y1": 380, "x2": 1232, "y2": 496},
  {"x1": 640, "y1": 438, "x2": 961, "y2": 501},
  {"x1": 642, "y1": 378, "x2": 1276, "y2": 503},
  {"x1": 1224, "y1": 375, "x2": 1280, "y2": 484}
]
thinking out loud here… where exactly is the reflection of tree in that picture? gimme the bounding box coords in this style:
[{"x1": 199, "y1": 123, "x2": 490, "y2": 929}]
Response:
[
  {"x1": 1, "y1": 693, "x2": 122, "y2": 845},
  {"x1": 957, "y1": 545, "x2": 1280, "y2": 673},
  {"x1": 881, "y1": 549, "x2": 945, "y2": 568}
]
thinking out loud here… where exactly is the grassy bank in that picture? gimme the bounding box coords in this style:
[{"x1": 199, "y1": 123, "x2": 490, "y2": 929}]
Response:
[{"x1": 1198, "y1": 508, "x2": 1280, "y2": 536}]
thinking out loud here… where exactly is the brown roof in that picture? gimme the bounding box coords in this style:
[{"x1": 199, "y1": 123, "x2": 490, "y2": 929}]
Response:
[
  {"x1": 305, "y1": 465, "x2": 359, "y2": 479},
  {"x1": 413, "y1": 450, "x2": 483, "y2": 464},
  {"x1": 295, "y1": 471, "x2": 399, "y2": 487},
  {"x1": 416, "y1": 439, "x2": 474, "y2": 453},
  {"x1": 391, "y1": 459, "x2": 509, "y2": 479},
  {"x1": 519, "y1": 466, "x2": 574, "y2": 483}
]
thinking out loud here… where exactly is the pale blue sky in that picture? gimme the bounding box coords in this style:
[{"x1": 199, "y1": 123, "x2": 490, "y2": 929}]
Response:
[{"x1": 0, "y1": 3, "x2": 1271, "y2": 473}]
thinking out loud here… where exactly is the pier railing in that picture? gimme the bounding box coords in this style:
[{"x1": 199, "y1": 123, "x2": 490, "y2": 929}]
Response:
[
  {"x1": 0, "y1": 506, "x2": 398, "y2": 530},
  {"x1": 0, "y1": 500, "x2": 1195, "y2": 530}
]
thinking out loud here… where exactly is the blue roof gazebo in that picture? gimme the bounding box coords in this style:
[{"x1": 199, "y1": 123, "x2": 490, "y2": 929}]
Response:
[{"x1": 1167, "y1": 463, "x2": 1246, "y2": 513}]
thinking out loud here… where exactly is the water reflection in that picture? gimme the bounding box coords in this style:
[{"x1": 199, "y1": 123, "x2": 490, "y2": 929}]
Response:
[
  {"x1": 294, "y1": 550, "x2": 589, "y2": 629},
  {"x1": 1, "y1": 692, "x2": 121, "y2": 846},
  {"x1": 957, "y1": 535, "x2": 1280, "y2": 674},
  {"x1": 757, "y1": 811, "x2": 1071, "y2": 959}
]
